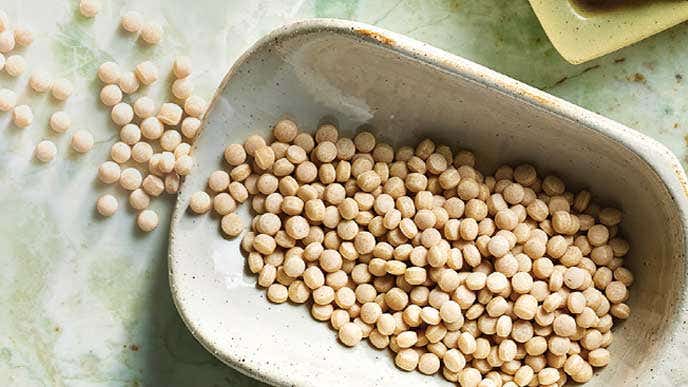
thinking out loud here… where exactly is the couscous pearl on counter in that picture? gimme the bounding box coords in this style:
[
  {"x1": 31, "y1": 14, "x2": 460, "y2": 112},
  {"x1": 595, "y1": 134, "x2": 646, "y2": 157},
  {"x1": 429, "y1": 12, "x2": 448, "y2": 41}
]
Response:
[
  {"x1": 134, "y1": 61, "x2": 158, "y2": 85},
  {"x1": 51, "y1": 78, "x2": 74, "y2": 101},
  {"x1": 71, "y1": 131, "x2": 94, "y2": 153},
  {"x1": 140, "y1": 21, "x2": 163, "y2": 44},
  {"x1": 34, "y1": 140, "x2": 57, "y2": 163},
  {"x1": 96, "y1": 194, "x2": 118, "y2": 217},
  {"x1": 29, "y1": 70, "x2": 52, "y2": 93},
  {"x1": 137, "y1": 209, "x2": 159, "y2": 232},
  {"x1": 97, "y1": 61, "x2": 120, "y2": 84},
  {"x1": 13, "y1": 26, "x2": 33, "y2": 47},
  {"x1": 121, "y1": 11, "x2": 144, "y2": 33},
  {"x1": 12, "y1": 105, "x2": 33, "y2": 127},
  {"x1": 79, "y1": 0, "x2": 100, "y2": 17},
  {"x1": 5, "y1": 55, "x2": 26, "y2": 77}
]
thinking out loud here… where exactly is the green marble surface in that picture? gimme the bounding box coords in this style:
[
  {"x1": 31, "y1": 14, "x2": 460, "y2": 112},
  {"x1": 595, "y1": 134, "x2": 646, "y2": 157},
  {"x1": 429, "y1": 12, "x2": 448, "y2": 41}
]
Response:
[{"x1": 1, "y1": 0, "x2": 686, "y2": 386}]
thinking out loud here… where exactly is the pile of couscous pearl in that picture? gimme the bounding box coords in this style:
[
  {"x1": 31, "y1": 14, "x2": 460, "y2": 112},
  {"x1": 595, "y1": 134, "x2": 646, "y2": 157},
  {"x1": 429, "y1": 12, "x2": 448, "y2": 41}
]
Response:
[
  {"x1": 191, "y1": 119, "x2": 633, "y2": 386},
  {"x1": 94, "y1": 55, "x2": 206, "y2": 232}
]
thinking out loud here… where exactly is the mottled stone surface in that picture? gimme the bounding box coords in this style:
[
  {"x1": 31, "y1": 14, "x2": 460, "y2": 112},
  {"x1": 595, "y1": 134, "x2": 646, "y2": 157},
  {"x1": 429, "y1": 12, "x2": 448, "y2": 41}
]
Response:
[{"x1": 0, "y1": 0, "x2": 686, "y2": 386}]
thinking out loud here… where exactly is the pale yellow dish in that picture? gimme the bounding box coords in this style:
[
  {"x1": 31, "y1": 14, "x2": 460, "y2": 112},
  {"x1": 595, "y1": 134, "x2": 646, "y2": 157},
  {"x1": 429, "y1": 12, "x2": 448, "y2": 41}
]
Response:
[{"x1": 529, "y1": 0, "x2": 688, "y2": 64}]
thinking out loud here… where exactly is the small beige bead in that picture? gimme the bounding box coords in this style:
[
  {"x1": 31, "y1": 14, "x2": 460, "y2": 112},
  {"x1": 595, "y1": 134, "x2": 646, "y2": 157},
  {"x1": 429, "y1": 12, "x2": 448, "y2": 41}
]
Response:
[
  {"x1": 221, "y1": 213, "x2": 244, "y2": 237},
  {"x1": 181, "y1": 117, "x2": 202, "y2": 139},
  {"x1": 189, "y1": 191, "x2": 211, "y2": 214},
  {"x1": 173, "y1": 56, "x2": 192, "y2": 78},
  {"x1": 588, "y1": 348, "x2": 610, "y2": 367},
  {"x1": 395, "y1": 348, "x2": 419, "y2": 371},
  {"x1": 121, "y1": 11, "x2": 144, "y2": 33},
  {"x1": 5, "y1": 54, "x2": 26, "y2": 77},
  {"x1": 12, "y1": 105, "x2": 33, "y2": 128},
  {"x1": 129, "y1": 189, "x2": 150, "y2": 210},
  {"x1": 111, "y1": 102, "x2": 134, "y2": 126},
  {"x1": 98, "y1": 161, "x2": 121, "y2": 184},
  {"x1": 120, "y1": 125, "x2": 141, "y2": 145},
  {"x1": 29, "y1": 70, "x2": 52, "y2": 93},
  {"x1": 140, "y1": 21, "x2": 163, "y2": 44},
  {"x1": 96, "y1": 194, "x2": 118, "y2": 217},
  {"x1": 118, "y1": 71, "x2": 140, "y2": 94},
  {"x1": 110, "y1": 141, "x2": 131, "y2": 163},
  {"x1": 137, "y1": 209, "x2": 159, "y2": 232},
  {"x1": 184, "y1": 95, "x2": 206, "y2": 118},
  {"x1": 34, "y1": 140, "x2": 57, "y2": 163},
  {"x1": 157, "y1": 102, "x2": 183, "y2": 125},
  {"x1": 131, "y1": 142, "x2": 153, "y2": 164},
  {"x1": 100, "y1": 84, "x2": 123, "y2": 107},
  {"x1": 97, "y1": 61, "x2": 120, "y2": 84},
  {"x1": 71, "y1": 130, "x2": 94, "y2": 153},
  {"x1": 338, "y1": 322, "x2": 363, "y2": 347},
  {"x1": 135, "y1": 61, "x2": 159, "y2": 85},
  {"x1": 171, "y1": 78, "x2": 193, "y2": 100},
  {"x1": 140, "y1": 117, "x2": 164, "y2": 140},
  {"x1": 14, "y1": 26, "x2": 33, "y2": 47},
  {"x1": 79, "y1": 0, "x2": 101, "y2": 17},
  {"x1": 134, "y1": 96, "x2": 156, "y2": 119},
  {"x1": 267, "y1": 284, "x2": 288, "y2": 303},
  {"x1": 51, "y1": 78, "x2": 74, "y2": 101}
]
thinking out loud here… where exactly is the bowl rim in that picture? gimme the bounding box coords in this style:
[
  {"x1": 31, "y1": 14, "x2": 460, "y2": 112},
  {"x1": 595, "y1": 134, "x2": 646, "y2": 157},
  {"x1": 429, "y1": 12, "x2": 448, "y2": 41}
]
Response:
[{"x1": 168, "y1": 18, "x2": 688, "y2": 386}]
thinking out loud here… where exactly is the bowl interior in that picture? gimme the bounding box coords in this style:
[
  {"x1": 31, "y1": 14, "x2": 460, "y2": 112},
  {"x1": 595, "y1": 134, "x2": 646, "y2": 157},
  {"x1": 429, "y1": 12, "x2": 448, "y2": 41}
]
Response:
[{"x1": 170, "y1": 22, "x2": 685, "y2": 386}]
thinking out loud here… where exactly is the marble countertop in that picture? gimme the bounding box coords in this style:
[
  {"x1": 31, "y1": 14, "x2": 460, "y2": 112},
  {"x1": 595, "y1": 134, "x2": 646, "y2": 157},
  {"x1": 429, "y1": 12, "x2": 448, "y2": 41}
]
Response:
[{"x1": 1, "y1": 0, "x2": 686, "y2": 386}]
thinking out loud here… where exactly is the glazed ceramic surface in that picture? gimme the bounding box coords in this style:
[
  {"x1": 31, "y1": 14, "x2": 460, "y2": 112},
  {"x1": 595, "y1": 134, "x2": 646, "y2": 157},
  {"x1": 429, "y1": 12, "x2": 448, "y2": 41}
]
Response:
[
  {"x1": 169, "y1": 19, "x2": 688, "y2": 386},
  {"x1": 529, "y1": 0, "x2": 688, "y2": 64}
]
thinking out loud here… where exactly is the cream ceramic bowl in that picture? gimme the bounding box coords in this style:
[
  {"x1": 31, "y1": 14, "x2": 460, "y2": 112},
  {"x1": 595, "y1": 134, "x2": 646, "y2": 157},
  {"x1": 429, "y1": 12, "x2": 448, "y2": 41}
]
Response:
[{"x1": 169, "y1": 19, "x2": 688, "y2": 386}]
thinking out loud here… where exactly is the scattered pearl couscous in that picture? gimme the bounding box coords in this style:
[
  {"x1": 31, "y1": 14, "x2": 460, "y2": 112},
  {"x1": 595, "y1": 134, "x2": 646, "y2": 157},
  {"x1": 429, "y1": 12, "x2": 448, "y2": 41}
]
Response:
[{"x1": 192, "y1": 118, "x2": 634, "y2": 386}]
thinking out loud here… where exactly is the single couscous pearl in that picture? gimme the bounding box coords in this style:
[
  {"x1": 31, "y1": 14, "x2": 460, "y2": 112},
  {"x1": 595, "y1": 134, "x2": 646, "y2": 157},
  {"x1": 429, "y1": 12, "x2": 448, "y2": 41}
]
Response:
[
  {"x1": 157, "y1": 102, "x2": 182, "y2": 125},
  {"x1": 98, "y1": 161, "x2": 121, "y2": 184},
  {"x1": 119, "y1": 168, "x2": 143, "y2": 190},
  {"x1": 100, "y1": 84, "x2": 123, "y2": 106},
  {"x1": 29, "y1": 70, "x2": 52, "y2": 93},
  {"x1": 137, "y1": 209, "x2": 159, "y2": 232},
  {"x1": 173, "y1": 56, "x2": 192, "y2": 78},
  {"x1": 118, "y1": 71, "x2": 140, "y2": 94},
  {"x1": 0, "y1": 30, "x2": 15, "y2": 53},
  {"x1": 181, "y1": 117, "x2": 201, "y2": 139},
  {"x1": 134, "y1": 96, "x2": 156, "y2": 118},
  {"x1": 97, "y1": 61, "x2": 120, "y2": 84},
  {"x1": 129, "y1": 189, "x2": 150, "y2": 210},
  {"x1": 5, "y1": 54, "x2": 26, "y2": 77},
  {"x1": 140, "y1": 117, "x2": 163, "y2": 140},
  {"x1": 221, "y1": 213, "x2": 244, "y2": 237},
  {"x1": 111, "y1": 102, "x2": 134, "y2": 125},
  {"x1": 50, "y1": 111, "x2": 72, "y2": 133},
  {"x1": 0, "y1": 88, "x2": 15, "y2": 111},
  {"x1": 131, "y1": 142, "x2": 153, "y2": 163},
  {"x1": 208, "y1": 170, "x2": 230, "y2": 192},
  {"x1": 171, "y1": 78, "x2": 193, "y2": 100},
  {"x1": 96, "y1": 194, "x2": 118, "y2": 217},
  {"x1": 13, "y1": 26, "x2": 33, "y2": 47},
  {"x1": 51, "y1": 78, "x2": 74, "y2": 101},
  {"x1": 174, "y1": 155, "x2": 193, "y2": 175},
  {"x1": 189, "y1": 191, "x2": 211, "y2": 214},
  {"x1": 120, "y1": 123, "x2": 141, "y2": 145},
  {"x1": 142, "y1": 174, "x2": 164, "y2": 197},
  {"x1": 79, "y1": 0, "x2": 101, "y2": 17},
  {"x1": 12, "y1": 105, "x2": 33, "y2": 128},
  {"x1": 120, "y1": 11, "x2": 144, "y2": 33},
  {"x1": 160, "y1": 130, "x2": 182, "y2": 151},
  {"x1": 34, "y1": 140, "x2": 57, "y2": 162},
  {"x1": 134, "y1": 61, "x2": 158, "y2": 85},
  {"x1": 338, "y1": 322, "x2": 363, "y2": 347},
  {"x1": 140, "y1": 21, "x2": 163, "y2": 44},
  {"x1": 183, "y1": 95, "x2": 206, "y2": 118},
  {"x1": 110, "y1": 142, "x2": 131, "y2": 164}
]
